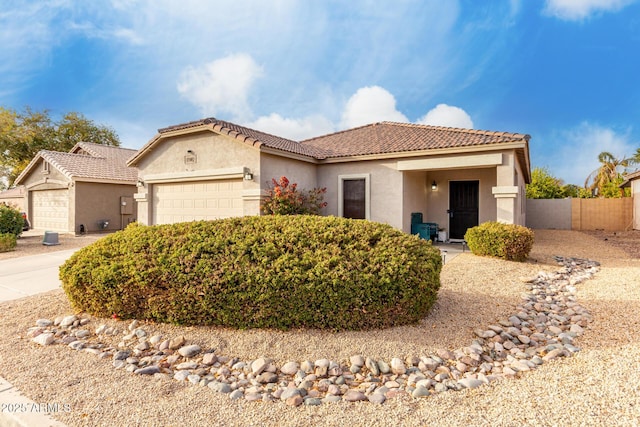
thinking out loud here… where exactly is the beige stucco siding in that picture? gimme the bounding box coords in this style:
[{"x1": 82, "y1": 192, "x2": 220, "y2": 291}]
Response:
[
  {"x1": 134, "y1": 131, "x2": 262, "y2": 225},
  {"x1": 426, "y1": 168, "x2": 497, "y2": 234},
  {"x1": 317, "y1": 160, "x2": 403, "y2": 229},
  {"x1": 74, "y1": 182, "x2": 137, "y2": 233},
  {"x1": 402, "y1": 171, "x2": 428, "y2": 233},
  {"x1": 259, "y1": 153, "x2": 317, "y2": 193}
]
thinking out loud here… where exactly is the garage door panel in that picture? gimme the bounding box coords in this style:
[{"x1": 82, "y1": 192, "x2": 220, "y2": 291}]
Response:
[
  {"x1": 32, "y1": 189, "x2": 69, "y2": 231},
  {"x1": 152, "y1": 179, "x2": 243, "y2": 225}
]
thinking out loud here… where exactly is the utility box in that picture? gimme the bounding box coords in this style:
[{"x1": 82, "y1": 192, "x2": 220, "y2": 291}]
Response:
[{"x1": 42, "y1": 231, "x2": 60, "y2": 246}]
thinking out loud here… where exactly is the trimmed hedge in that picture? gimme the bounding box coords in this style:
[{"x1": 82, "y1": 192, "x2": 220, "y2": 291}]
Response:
[
  {"x1": 0, "y1": 233, "x2": 17, "y2": 253},
  {"x1": 60, "y1": 216, "x2": 442, "y2": 331},
  {"x1": 464, "y1": 221, "x2": 534, "y2": 262}
]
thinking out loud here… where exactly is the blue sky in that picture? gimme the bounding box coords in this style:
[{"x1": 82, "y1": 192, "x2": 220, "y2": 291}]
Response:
[{"x1": 1, "y1": 0, "x2": 639, "y2": 186}]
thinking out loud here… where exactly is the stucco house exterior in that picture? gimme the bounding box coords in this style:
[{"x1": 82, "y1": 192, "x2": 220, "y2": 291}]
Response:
[
  {"x1": 128, "y1": 118, "x2": 531, "y2": 241},
  {"x1": 0, "y1": 186, "x2": 26, "y2": 211},
  {"x1": 621, "y1": 170, "x2": 640, "y2": 230},
  {"x1": 14, "y1": 142, "x2": 138, "y2": 234}
]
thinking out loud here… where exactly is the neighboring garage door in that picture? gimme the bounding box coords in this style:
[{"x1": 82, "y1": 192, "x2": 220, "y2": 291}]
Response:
[
  {"x1": 32, "y1": 189, "x2": 69, "y2": 231},
  {"x1": 152, "y1": 179, "x2": 244, "y2": 224}
]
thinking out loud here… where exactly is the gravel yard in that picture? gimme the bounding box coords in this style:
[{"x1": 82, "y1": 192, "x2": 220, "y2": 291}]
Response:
[{"x1": 0, "y1": 229, "x2": 639, "y2": 426}]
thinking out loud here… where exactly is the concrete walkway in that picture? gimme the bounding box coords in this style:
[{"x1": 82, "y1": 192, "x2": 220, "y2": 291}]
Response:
[
  {"x1": 0, "y1": 249, "x2": 77, "y2": 302},
  {"x1": 0, "y1": 249, "x2": 73, "y2": 427}
]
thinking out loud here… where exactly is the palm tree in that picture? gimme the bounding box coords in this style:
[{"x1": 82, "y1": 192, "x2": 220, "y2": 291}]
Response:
[{"x1": 584, "y1": 151, "x2": 631, "y2": 196}]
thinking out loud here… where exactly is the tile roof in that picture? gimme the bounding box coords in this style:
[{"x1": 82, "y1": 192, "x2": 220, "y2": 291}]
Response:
[
  {"x1": 300, "y1": 121, "x2": 530, "y2": 159},
  {"x1": 157, "y1": 118, "x2": 330, "y2": 158},
  {"x1": 15, "y1": 142, "x2": 138, "y2": 185},
  {"x1": 148, "y1": 118, "x2": 529, "y2": 162},
  {"x1": 621, "y1": 169, "x2": 640, "y2": 187}
]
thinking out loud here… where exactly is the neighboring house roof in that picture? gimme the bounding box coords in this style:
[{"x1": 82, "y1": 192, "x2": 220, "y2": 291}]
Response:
[
  {"x1": 621, "y1": 170, "x2": 640, "y2": 188},
  {"x1": 14, "y1": 142, "x2": 138, "y2": 185},
  {"x1": 0, "y1": 186, "x2": 25, "y2": 198},
  {"x1": 127, "y1": 117, "x2": 531, "y2": 181}
]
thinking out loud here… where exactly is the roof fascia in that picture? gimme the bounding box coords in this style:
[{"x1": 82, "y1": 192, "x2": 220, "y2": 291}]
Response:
[
  {"x1": 259, "y1": 146, "x2": 319, "y2": 164},
  {"x1": 315, "y1": 140, "x2": 529, "y2": 164}
]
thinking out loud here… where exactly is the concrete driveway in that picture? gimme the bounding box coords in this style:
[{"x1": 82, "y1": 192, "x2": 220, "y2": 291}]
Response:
[{"x1": 0, "y1": 249, "x2": 77, "y2": 302}]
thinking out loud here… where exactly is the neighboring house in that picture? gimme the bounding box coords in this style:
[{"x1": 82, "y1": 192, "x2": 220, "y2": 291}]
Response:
[
  {"x1": 621, "y1": 170, "x2": 640, "y2": 230},
  {"x1": 128, "y1": 118, "x2": 531, "y2": 241},
  {"x1": 0, "y1": 186, "x2": 26, "y2": 211},
  {"x1": 14, "y1": 142, "x2": 138, "y2": 233}
]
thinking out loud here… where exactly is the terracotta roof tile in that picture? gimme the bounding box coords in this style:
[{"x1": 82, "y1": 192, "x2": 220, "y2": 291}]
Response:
[
  {"x1": 300, "y1": 122, "x2": 530, "y2": 159},
  {"x1": 159, "y1": 118, "x2": 330, "y2": 158}
]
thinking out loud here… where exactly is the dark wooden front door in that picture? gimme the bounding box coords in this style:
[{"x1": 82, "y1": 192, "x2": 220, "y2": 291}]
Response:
[
  {"x1": 343, "y1": 179, "x2": 366, "y2": 219},
  {"x1": 449, "y1": 181, "x2": 479, "y2": 240}
]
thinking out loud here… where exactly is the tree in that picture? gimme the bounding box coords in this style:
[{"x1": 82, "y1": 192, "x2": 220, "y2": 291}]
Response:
[
  {"x1": 0, "y1": 107, "x2": 120, "y2": 189},
  {"x1": 526, "y1": 167, "x2": 566, "y2": 199},
  {"x1": 584, "y1": 151, "x2": 631, "y2": 197}
]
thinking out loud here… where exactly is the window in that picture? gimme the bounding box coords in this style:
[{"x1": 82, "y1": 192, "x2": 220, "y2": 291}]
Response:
[{"x1": 338, "y1": 174, "x2": 370, "y2": 219}]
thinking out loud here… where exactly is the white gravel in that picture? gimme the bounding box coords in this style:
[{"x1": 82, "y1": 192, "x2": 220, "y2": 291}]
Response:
[{"x1": 0, "y1": 229, "x2": 639, "y2": 426}]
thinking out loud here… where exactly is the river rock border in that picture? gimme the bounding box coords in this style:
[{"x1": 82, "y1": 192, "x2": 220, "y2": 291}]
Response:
[{"x1": 26, "y1": 256, "x2": 598, "y2": 406}]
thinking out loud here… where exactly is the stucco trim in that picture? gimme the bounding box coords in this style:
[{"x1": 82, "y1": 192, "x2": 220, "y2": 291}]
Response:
[
  {"x1": 492, "y1": 186, "x2": 519, "y2": 198},
  {"x1": 242, "y1": 189, "x2": 264, "y2": 201},
  {"x1": 143, "y1": 167, "x2": 245, "y2": 184},
  {"x1": 397, "y1": 153, "x2": 503, "y2": 171},
  {"x1": 25, "y1": 178, "x2": 69, "y2": 190}
]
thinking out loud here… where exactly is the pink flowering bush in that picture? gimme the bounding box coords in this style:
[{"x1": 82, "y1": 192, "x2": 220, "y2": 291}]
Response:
[{"x1": 261, "y1": 176, "x2": 327, "y2": 215}]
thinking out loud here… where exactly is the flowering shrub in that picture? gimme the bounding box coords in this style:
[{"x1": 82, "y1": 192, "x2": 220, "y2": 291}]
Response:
[{"x1": 261, "y1": 176, "x2": 327, "y2": 215}]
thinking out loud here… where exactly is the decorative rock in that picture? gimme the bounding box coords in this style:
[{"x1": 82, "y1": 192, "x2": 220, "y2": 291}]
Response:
[
  {"x1": 368, "y1": 393, "x2": 386, "y2": 404},
  {"x1": 32, "y1": 333, "x2": 54, "y2": 346},
  {"x1": 343, "y1": 390, "x2": 368, "y2": 402},
  {"x1": 135, "y1": 366, "x2": 160, "y2": 375},
  {"x1": 411, "y1": 386, "x2": 430, "y2": 398},
  {"x1": 251, "y1": 357, "x2": 270, "y2": 375},
  {"x1": 60, "y1": 315, "x2": 78, "y2": 327},
  {"x1": 350, "y1": 355, "x2": 365, "y2": 367},
  {"x1": 202, "y1": 353, "x2": 217, "y2": 365},
  {"x1": 176, "y1": 362, "x2": 198, "y2": 370},
  {"x1": 285, "y1": 395, "x2": 303, "y2": 407},
  {"x1": 178, "y1": 344, "x2": 201, "y2": 358},
  {"x1": 257, "y1": 372, "x2": 278, "y2": 384},
  {"x1": 168, "y1": 336, "x2": 186, "y2": 350},
  {"x1": 281, "y1": 362, "x2": 299, "y2": 376},
  {"x1": 36, "y1": 319, "x2": 53, "y2": 327},
  {"x1": 229, "y1": 389, "x2": 244, "y2": 400}
]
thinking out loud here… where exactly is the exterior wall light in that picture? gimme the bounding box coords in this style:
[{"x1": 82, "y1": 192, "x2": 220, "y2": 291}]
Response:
[
  {"x1": 431, "y1": 181, "x2": 438, "y2": 191},
  {"x1": 244, "y1": 171, "x2": 253, "y2": 181},
  {"x1": 136, "y1": 178, "x2": 145, "y2": 187}
]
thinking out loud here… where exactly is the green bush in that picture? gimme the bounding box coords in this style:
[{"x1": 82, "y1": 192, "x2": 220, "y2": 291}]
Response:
[
  {"x1": 0, "y1": 204, "x2": 23, "y2": 237},
  {"x1": 464, "y1": 221, "x2": 534, "y2": 262},
  {"x1": 60, "y1": 216, "x2": 442, "y2": 331},
  {"x1": 0, "y1": 233, "x2": 17, "y2": 252}
]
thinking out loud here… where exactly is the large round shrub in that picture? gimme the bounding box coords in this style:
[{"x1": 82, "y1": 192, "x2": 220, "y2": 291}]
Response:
[
  {"x1": 60, "y1": 216, "x2": 442, "y2": 330},
  {"x1": 464, "y1": 221, "x2": 534, "y2": 262}
]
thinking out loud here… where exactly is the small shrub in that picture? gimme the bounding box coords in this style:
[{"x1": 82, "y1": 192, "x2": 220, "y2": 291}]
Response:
[
  {"x1": 261, "y1": 176, "x2": 327, "y2": 215},
  {"x1": 0, "y1": 233, "x2": 17, "y2": 252},
  {"x1": 0, "y1": 204, "x2": 23, "y2": 237},
  {"x1": 464, "y1": 221, "x2": 534, "y2": 262},
  {"x1": 60, "y1": 216, "x2": 442, "y2": 331}
]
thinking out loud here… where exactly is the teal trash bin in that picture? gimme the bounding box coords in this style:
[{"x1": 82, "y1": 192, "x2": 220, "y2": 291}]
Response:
[{"x1": 411, "y1": 212, "x2": 423, "y2": 224}]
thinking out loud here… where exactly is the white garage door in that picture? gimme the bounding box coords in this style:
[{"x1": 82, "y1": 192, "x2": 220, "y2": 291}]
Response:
[
  {"x1": 152, "y1": 179, "x2": 244, "y2": 224},
  {"x1": 32, "y1": 189, "x2": 69, "y2": 231}
]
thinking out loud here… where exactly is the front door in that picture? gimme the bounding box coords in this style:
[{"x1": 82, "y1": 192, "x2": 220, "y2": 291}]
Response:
[{"x1": 449, "y1": 180, "x2": 479, "y2": 240}]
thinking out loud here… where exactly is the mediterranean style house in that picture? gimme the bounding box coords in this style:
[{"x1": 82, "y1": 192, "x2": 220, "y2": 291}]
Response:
[{"x1": 127, "y1": 118, "x2": 531, "y2": 240}]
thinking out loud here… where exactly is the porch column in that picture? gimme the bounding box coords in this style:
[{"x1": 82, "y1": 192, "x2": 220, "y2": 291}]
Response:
[{"x1": 492, "y1": 186, "x2": 518, "y2": 224}]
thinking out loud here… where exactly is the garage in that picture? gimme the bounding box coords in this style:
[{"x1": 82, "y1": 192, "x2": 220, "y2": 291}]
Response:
[
  {"x1": 152, "y1": 179, "x2": 244, "y2": 224},
  {"x1": 31, "y1": 189, "x2": 69, "y2": 231}
]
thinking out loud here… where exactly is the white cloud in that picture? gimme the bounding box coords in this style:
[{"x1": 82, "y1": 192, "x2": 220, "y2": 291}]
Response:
[
  {"x1": 340, "y1": 86, "x2": 408, "y2": 129},
  {"x1": 246, "y1": 113, "x2": 335, "y2": 141},
  {"x1": 177, "y1": 53, "x2": 263, "y2": 120},
  {"x1": 543, "y1": 122, "x2": 637, "y2": 185},
  {"x1": 543, "y1": 0, "x2": 634, "y2": 20},
  {"x1": 417, "y1": 104, "x2": 474, "y2": 129}
]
